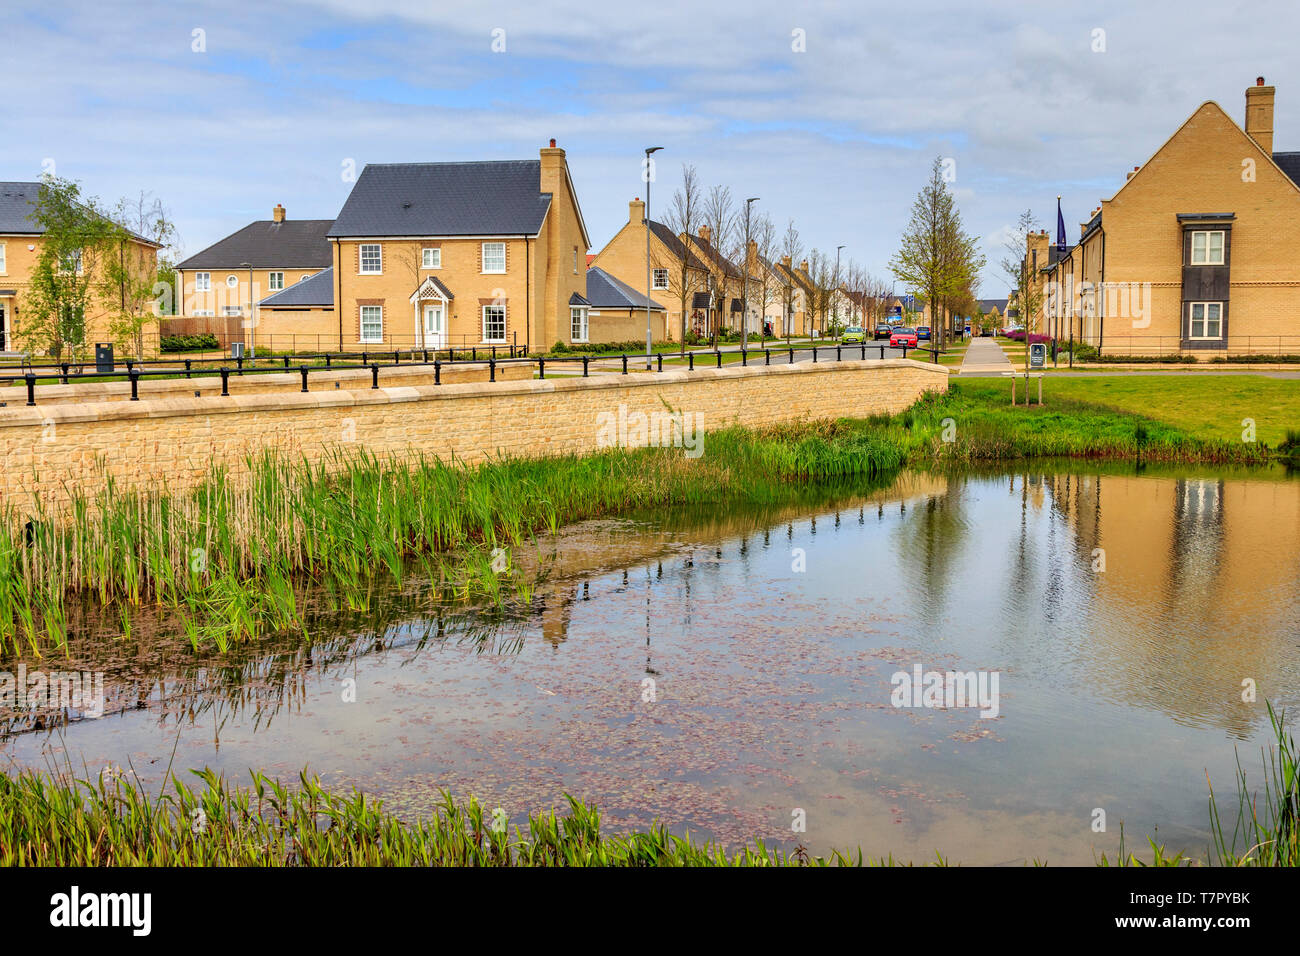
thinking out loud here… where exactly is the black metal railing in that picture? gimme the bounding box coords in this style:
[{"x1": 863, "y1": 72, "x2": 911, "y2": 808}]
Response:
[{"x1": 3, "y1": 341, "x2": 944, "y2": 407}]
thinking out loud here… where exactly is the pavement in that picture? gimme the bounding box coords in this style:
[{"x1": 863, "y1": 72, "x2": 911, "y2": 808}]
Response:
[{"x1": 958, "y1": 337, "x2": 1015, "y2": 374}]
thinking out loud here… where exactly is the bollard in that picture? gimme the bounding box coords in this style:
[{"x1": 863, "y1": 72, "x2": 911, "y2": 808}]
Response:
[
  {"x1": 25, "y1": 372, "x2": 36, "y2": 407},
  {"x1": 300, "y1": 365, "x2": 309, "y2": 392},
  {"x1": 129, "y1": 368, "x2": 140, "y2": 400},
  {"x1": 789, "y1": 346, "x2": 794, "y2": 364},
  {"x1": 583, "y1": 355, "x2": 589, "y2": 377},
  {"x1": 371, "y1": 363, "x2": 379, "y2": 389},
  {"x1": 765, "y1": 348, "x2": 770, "y2": 365},
  {"x1": 622, "y1": 354, "x2": 628, "y2": 374},
  {"x1": 715, "y1": 350, "x2": 722, "y2": 368},
  {"x1": 220, "y1": 367, "x2": 230, "y2": 396},
  {"x1": 688, "y1": 352, "x2": 694, "y2": 371},
  {"x1": 812, "y1": 346, "x2": 817, "y2": 363},
  {"x1": 836, "y1": 345, "x2": 842, "y2": 362},
  {"x1": 657, "y1": 353, "x2": 663, "y2": 373},
  {"x1": 741, "y1": 347, "x2": 747, "y2": 366},
  {"x1": 489, "y1": 358, "x2": 496, "y2": 382},
  {"x1": 860, "y1": 344, "x2": 866, "y2": 360},
  {"x1": 538, "y1": 358, "x2": 546, "y2": 379},
  {"x1": 434, "y1": 360, "x2": 441, "y2": 385}
]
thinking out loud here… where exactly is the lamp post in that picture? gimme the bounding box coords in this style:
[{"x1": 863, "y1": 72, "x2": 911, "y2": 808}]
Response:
[
  {"x1": 741, "y1": 197, "x2": 759, "y2": 350},
  {"x1": 644, "y1": 146, "x2": 663, "y2": 370},
  {"x1": 239, "y1": 261, "x2": 254, "y2": 357}
]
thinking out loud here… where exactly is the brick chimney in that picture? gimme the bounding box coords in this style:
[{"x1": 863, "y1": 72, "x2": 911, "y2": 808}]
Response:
[
  {"x1": 1026, "y1": 230, "x2": 1049, "y2": 270},
  {"x1": 781, "y1": 255, "x2": 792, "y2": 269},
  {"x1": 698, "y1": 224, "x2": 711, "y2": 244},
  {"x1": 272, "y1": 203, "x2": 286, "y2": 223},
  {"x1": 539, "y1": 140, "x2": 565, "y2": 198},
  {"x1": 799, "y1": 259, "x2": 809, "y2": 273},
  {"x1": 1126, "y1": 165, "x2": 1140, "y2": 181},
  {"x1": 1245, "y1": 77, "x2": 1275, "y2": 154},
  {"x1": 629, "y1": 197, "x2": 645, "y2": 225},
  {"x1": 746, "y1": 239, "x2": 757, "y2": 268}
]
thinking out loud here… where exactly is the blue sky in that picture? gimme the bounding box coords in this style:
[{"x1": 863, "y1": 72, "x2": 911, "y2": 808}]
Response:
[{"x1": 5, "y1": 0, "x2": 1298, "y2": 294}]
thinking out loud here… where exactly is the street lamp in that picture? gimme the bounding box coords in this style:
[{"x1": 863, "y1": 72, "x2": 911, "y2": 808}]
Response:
[
  {"x1": 239, "y1": 261, "x2": 254, "y2": 357},
  {"x1": 644, "y1": 146, "x2": 664, "y2": 370},
  {"x1": 742, "y1": 197, "x2": 759, "y2": 350}
]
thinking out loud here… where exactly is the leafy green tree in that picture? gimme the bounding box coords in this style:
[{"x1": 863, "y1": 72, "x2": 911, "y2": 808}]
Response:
[
  {"x1": 20, "y1": 177, "x2": 116, "y2": 362},
  {"x1": 101, "y1": 192, "x2": 174, "y2": 360}
]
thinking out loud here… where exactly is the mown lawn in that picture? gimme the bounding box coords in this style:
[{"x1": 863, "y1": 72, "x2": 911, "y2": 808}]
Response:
[{"x1": 954, "y1": 374, "x2": 1298, "y2": 446}]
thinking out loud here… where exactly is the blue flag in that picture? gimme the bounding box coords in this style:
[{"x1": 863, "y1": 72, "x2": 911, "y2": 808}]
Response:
[{"x1": 1056, "y1": 197, "x2": 1067, "y2": 255}]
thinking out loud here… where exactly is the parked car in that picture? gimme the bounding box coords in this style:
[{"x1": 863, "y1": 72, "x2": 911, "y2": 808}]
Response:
[
  {"x1": 874, "y1": 323, "x2": 893, "y2": 340},
  {"x1": 842, "y1": 326, "x2": 867, "y2": 344},
  {"x1": 915, "y1": 326, "x2": 931, "y2": 341},
  {"x1": 890, "y1": 327, "x2": 919, "y2": 348}
]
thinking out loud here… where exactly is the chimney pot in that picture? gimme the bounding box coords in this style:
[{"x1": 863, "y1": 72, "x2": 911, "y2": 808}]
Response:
[
  {"x1": 1257, "y1": 76, "x2": 1265, "y2": 86},
  {"x1": 549, "y1": 138, "x2": 556, "y2": 147}
]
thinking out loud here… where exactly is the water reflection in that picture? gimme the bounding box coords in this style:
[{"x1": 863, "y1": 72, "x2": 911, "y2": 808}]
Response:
[{"x1": 3, "y1": 465, "x2": 1297, "y2": 864}]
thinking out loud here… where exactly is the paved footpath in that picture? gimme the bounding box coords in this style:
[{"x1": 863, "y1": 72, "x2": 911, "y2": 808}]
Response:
[{"x1": 959, "y1": 337, "x2": 1014, "y2": 374}]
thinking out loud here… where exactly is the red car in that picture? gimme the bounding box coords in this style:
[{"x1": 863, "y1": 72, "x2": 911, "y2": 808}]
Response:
[{"x1": 889, "y1": 327, "x2": 919, "y2": 348}]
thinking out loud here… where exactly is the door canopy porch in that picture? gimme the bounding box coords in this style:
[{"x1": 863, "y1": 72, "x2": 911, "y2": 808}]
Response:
[{"x1": 409, "y1": 275, "x2": 454, "y2": 304}]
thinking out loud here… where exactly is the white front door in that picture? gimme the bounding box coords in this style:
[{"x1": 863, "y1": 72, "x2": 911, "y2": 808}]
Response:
[{"x1": 423, "y1": 304, "x2": 445, "y2": 349}]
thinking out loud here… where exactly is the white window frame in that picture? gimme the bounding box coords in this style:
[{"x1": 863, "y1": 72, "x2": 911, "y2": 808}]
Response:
[
  {"x1": 359, "y1": 243, "x2": 382, "y2": 275},
  {"x1": 195, "y1": 272, "x2": 211, "y2": 292},
  {"x1": 360, "y1": 304, "x2": 384, "y2": 343},
  {"x1": 267, "y1": 271, "x2": 284, "y2": 291},
  {"x1": 652, "y1": 268, "x2": 669, "y2": 290},
  {"x1": 482, "y1": 304, "x2": 506, "y2": 343},
  {"x1": 299, "y1": 274, "x2": 310, "y2": 283},
  {"x1": 1190, "y1": 230, "x2": 1225, "y2": 266},
  {"x1": 226, "y1": 274, "x2": 239, "y2": 288},
  {"x1": 0, "y1": 242, "x2": 7, "y2": 274},
  {"x1": 422, "y1": 247, "x2": 441, "y2": 269},
  {"x1": 481, "y1": 242, "x2": 506, "y2": 274},
  {"x1": 571, "y1": 306, "x2": 588, "y2": 343},
  {"x1": 1188, "y1": 301, "x2": 1223, "y2": 340}
]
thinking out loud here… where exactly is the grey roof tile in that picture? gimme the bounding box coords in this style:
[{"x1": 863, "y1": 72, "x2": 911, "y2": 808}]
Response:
[
  {"x1": 328, "y1": 161, "x2": 552, "y2": 238},
  {"x1": 1273, "y1": 152, "x2": 1300, "y2": 189},
  {"x1": 585, "y1": 267, "x2": 664, "y2": 311},
  {"x1": 177, "y1": 219, "x2": 334, "y2": 270},
  {"x1": 260, "y1": 267, "x2": 334, "y2": 307}
]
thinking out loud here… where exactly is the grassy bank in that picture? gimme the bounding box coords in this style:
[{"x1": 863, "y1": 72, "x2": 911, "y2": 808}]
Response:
[
  {"x1": 0, "y1": 378, "x2": 1286, "y2": 655},
  {"x1": 2, "y1": 704, "x2": 1293, "y2": 866}
]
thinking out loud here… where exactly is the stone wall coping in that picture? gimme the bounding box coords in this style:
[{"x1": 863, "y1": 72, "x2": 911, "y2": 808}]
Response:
[{"x1": 0, "y1": 358, "x2": 945, "y2": 429}]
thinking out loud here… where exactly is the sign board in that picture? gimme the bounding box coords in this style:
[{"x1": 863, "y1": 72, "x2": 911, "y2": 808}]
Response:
[{"x1": 1029, "y1": 342, "x2": 1046, "y2": 368}]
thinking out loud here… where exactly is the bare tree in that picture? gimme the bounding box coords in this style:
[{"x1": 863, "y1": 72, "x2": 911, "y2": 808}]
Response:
[
  {"x1": 779, "y1": 219, "x2": 803, "y2": 340},
  {"x1": 700, "y1": 184, "x2": 737, "y2": 346},
  {"x1": 752, "y1": 212, "x2": 776, "y2": 341},
  {"x1": 659, "y1": 164, "x2": 706, "y2": 353}
]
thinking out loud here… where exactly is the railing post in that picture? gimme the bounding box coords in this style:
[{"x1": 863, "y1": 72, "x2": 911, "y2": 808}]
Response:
[
  {"x1": 300, "y1": 365, "x2": 309, "y2": 392},
  {"x1": 622, "y1": 354, "x2": 628, "y2": 374},
  {"x1": 129, "y1": 368, "x2": 140, "y2": 401},
  {"x1": 538, "y1": 358, "x2": 546, "y2": 379},
  {"x1": 489, "y1": 358, "x2": 496, "y2": 382},
  {"x1": 657, "y1": 352, "x2": 663, "y2": 372},
  {"x1": 860, "y1": 344, "x2": 866, "y2": 360},
  {"x1": 394, "y1": 350, "x2": 400, "y2": 365},
  {"x1": 789, "y1": 346, "x2": 794, "y2": 364},
  {"x1": 60, "y1": 362, "x2": 69, "y2": 385},
  {"x1": 715, "y1": 350, "x2": 722, "y2": 368},
  {"x1": 434, "y1": 360, "x2": 441, "y2": 385},
  {"x1": 325, "y1": 353, "x2": 332, "y2": 368},
  {"x1": 25, "y1": 372, "x2": 35, "y2": 407},
  {"x1": 765, "y1": 348, "x2": 770, "y2": 365},
  {"x1": 371, "y1": 363, "x2": 380, "y2": 389},
  {"x1": 361, "y1": 351, "x2": 368, "y2": 366},
  {"x1": 236, "y1": 356, "x2": 244, "y2": 375},
  {"x1": 741, "y1": 347, "x2": 747, "y2": 366},
  {"x1": 836, "y1": 344, "x2": 842, "y2": 362},
  {"x1": 689, "y1": 352, "x2": 694, "y2": 371},
  {"x1": 423, "y1": 349, "x2": 429, "y2": 363},
  {"x1": 472, "y1": 347, "x2": 477, "y2": 361},
  {"x1": 283, "y1": 355, "x2": 290, "y2": 369},
  {"x1": 812, "y1": 346, "x2": 817, "y2": 363},
  {"x1": 220, "y1": 367, "x2": 230, "y2": 396},
  {"x1": 185, "y1": 358, "x2": 192, "y2": 378},
  {"x1": 582, "y1": 355, "x2": 589, "y2": 377}
]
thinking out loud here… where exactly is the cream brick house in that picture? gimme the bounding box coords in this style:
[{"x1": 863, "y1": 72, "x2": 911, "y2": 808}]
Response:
[
  {"x1": 1029, "y1": 78, "x2": 1300, "y2": 357},
  {"x1": 325, "y1": 142, "x2": 590, "y2": 353}
]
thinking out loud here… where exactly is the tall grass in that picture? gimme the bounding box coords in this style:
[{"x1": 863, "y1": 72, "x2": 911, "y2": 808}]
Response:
[
  {"x1": 0, "y1": 427, "x2": 901, "y2": 655},
  {"x1": 1208, "y1": 703, "x2": 1299, "y2": 866}
]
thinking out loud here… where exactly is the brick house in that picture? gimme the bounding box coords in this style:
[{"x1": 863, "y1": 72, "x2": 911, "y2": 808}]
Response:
[
  {"x1": 325, "y1": 142, "x2": 590, "y2": 353},
  {"x1": 1029, "y1": 78, "x2": 1300, "y2": 357},
  {"x1": 0, "y1": 181, "x2": 160, "y2": 355},
  {"x1": 174, "y1": 205, "x2": 333, "y2": 349}
]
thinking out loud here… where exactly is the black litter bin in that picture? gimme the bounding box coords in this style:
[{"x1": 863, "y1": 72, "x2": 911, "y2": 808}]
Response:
[{"x1": 95, "y1": 343, "x2": 114, "y2": 374}]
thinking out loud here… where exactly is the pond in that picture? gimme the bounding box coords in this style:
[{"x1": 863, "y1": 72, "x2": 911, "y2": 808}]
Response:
[{"x1": 3, "y1": 465, "x2": 1298, "y2": 864}]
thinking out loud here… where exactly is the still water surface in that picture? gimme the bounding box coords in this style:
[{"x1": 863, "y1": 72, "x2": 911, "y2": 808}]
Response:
[{"x1": 4, "y1": 466, "x2": 1298, "y2": 864}]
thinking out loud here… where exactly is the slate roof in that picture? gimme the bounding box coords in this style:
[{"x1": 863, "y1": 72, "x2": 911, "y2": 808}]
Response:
[
  {"x1": 977, "y1": 298, "x2": 1008, "y2": 314},
  {"x1": 647, "y1": 220, "x2": 710, "y2": 271},
  {"x1": 1272, "y1": 152, "x2": 1300, "y2": 188},
  {"x1": 259, "y1": 267, "x2": 333, "y2": 307},
  {"x1": 177, "y1": 219, "x2": 334, "y2": 270},
  {"x1": 0, "y1": 181, "x2": 157, "y2": 243},
  {"x1": 328, "y1": 161, "x2": 553, "y2": 238},
  {"x1": 585, "y1": 267, "x2": 664, "y2": 311},
  {"x1": 683, "y1": 233, "x2": 743, "y2": 279}
]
